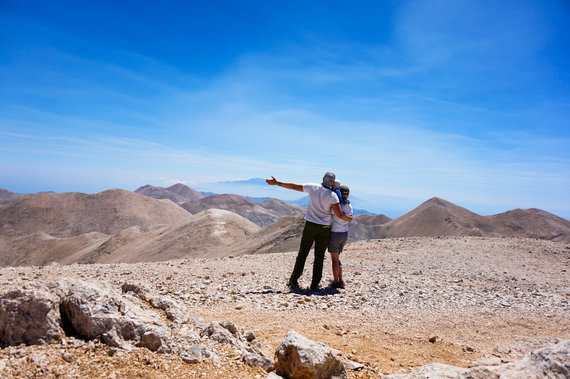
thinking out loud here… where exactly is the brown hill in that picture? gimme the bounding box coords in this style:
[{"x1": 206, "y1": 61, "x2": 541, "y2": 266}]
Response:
[
  {"x1": 2, "y1": 187, "x2": 568, "y2": 268},
  {"x1": 0, "y1": 189, "x2": 192, "y2": 237},
  {"x1": 488, "y1": 208, "x2": 570, "y2": 241},
  {"x1": 229, "y1": 215, "x2": 306, "y2": 256},
  {"x1": 181, "y1": 194, "x2": 304, "y2": 227},
  {"x1": 0, "y1": 188, "x2": 264, "y2": 267},
  {"x1": 259, "y1": 198, "x2": 306, "y2": 217},
  {"x1": 0, "y1": 190, "x2": 192, "y2": 267},
  {"x1": 82, "y1": 209, "x2": 260, "y2": 264},
  {"x1": 377, "y1": 197, "x2": 570, "y2": 242},
  {"x1": 134, "y1": 184, "x2": 207, "y2": 204},
  {"x1": 350, "y1": 213, "x2": 392, "y2": 240},
  {"x1": 378, "y1": 197, "x2": 490, "y2": 238},
  {"x1": 0, "y1": 231, "x2": 109, "y2": 267},
  {"x1": 165, "y1": 183, "x2": 207, "y2": 202},
  {"x1": 134, "y1": 184, "x2": 188, "y2": 204},
  {"x1": 0, "y1": 188, "x2": 23, "y2": 203},
  {"x1": 353, "y1": 213, "x2": 391, "y2": 225}
]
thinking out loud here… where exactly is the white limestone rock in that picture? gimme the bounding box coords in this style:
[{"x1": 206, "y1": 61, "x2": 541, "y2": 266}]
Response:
[
  {"x1": 274, "y1": 330, "x2": 348, "y2": 379},
  {"x1": 0, "y1": 283, "x2": 63, "y2": 347}
]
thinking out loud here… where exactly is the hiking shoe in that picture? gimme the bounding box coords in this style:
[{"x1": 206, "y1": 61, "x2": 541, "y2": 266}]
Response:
[
  {"x1": 309, "y1": 284, "x2": 321, "y2": 291},
  {"x1": 337, "y1": 281, "x2": 345, "y2": 289},
  {"x1": 287, "y1": 280, "x2": 300, "y2": 289}
]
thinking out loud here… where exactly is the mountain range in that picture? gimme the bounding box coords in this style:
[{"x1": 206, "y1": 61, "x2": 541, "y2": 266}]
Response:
[{"x1": 0, "y1": 183, "x2": 568, "y2": 267}]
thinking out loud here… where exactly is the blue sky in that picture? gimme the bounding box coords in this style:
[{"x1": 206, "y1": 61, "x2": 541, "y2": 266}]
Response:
[{"x1": 1, "y1": 0, "x2": 569, "y2": 218}]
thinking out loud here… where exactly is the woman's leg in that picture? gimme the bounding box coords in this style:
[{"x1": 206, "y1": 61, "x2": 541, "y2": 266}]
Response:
[{"x1": 330, "y1": 252, "x2": 340, "y2": 283}]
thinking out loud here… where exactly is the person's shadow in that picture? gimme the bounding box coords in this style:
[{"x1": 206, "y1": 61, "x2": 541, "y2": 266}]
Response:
[
  {"x1": 288, "y1": 287, "x2": 340, "y2": 296},
  {"x1": 244, "y1": 287, "x2": 341, "y2": 296}
]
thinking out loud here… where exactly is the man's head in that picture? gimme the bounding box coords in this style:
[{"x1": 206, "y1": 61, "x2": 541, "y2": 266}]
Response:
[
  {"x1": 322, "y1": 172, "x2": 336, "y2": 189},
  {"x1": 333, "y1": 180, "x2": 341, "y2": 190}
]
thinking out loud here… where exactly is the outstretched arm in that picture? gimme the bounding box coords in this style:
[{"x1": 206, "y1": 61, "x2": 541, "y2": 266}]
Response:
[
  {"x1": 266, "y1": 176, "x2": 304, "y2": 192},
  {"x1": 332, "y1": 203, "x2": 353, "y2": 222}
]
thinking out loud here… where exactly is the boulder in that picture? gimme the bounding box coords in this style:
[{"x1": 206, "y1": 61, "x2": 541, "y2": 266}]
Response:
[
  {"x1": 274, "y1": 330, "x2": 347, "y2": 379},
  {"x1": 384, "y1": 339, "x2": 569, "y2": 378},
  {"x1": 180, "y1": 344, "x2": 213, "y2": 364},
  {"x1": 57, "y1": 280, "x2": 172, "y2": 352},
  {"x1": 0, "y1": 283, "x2": 63, "y2": 347},
  {"x1": 199, "y1": 320, "x2": 273, "y2": 370}
]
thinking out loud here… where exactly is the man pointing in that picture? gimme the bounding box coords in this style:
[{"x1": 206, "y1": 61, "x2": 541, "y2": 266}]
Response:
[{"x1": 266, "y1": 172, "x2": 353, "y2": 290}]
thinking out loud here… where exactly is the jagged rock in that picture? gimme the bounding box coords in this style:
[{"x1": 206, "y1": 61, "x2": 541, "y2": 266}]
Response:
[
  {"x1": 201, "y1": 321, "x2": 237, "y2": 345},
  {"x1": 180, "y1": 344, "x2": 212, "y2": 363},
  {"x1": 341, "y1": 359, "x2": 369, "y2": 371},
  {"x1": 384, "y1": 339, "x2": 569, "y2": 378},
  {"x1": 0, "y1": 283, "x2": 63, "y2": 347},
  {"x1": 242, "y1": 350, "x2": 274, "y2": 371},
  {"x1": 121, "y1": 281, "x2": 189, "y2": 323},
  {"x1": 199, "y1": 320, "x2": 273, "y2": 369},
  {"x1": 57, "y1": 280, "x2": 172, "y2": 352},
  {"x1": 242, "y1": 327, "x2": 256, "y2": 342},
  {"x1": 274, "y1": 330, "x2": 348, "y2": 379},
  {"x1": 177, "y1": 326, "x2": 201, "y2": 345},
  {"x1": 188, "y1": 315, "x2": 209, "y2": 331},
  {"x1": 219, "y1": 320, "x2": 239, "y2": 335}
]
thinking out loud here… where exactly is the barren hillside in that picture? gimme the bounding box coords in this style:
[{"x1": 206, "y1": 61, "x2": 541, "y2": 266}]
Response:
[
  {"x1": 377, "y1": 197, "x2": 570, "y2": 242},
  {"x1": 165, "y1": 183, "x2": 208, "y2": 202},
  {"x1": 228, "y1": 215, "x2": 305, "y2": 256},
  {"x1": 1, "y1": 188, "x2": 569, "y2": 269},
  {"x1": 91, "y1": 209, "x2": 260, "y2": 264},
  {"x1": 353, "y1": 213, "x2": 392, "y2": 225},
  {"x1": 0, "y1": 189, "x2": 192, "y2": 237},
  {"x1": 0, "y1": 189, "x2": 22, "y2": 203},
  {"x1": 181, "y1": 194, "x2": 303, "y2": 227},
  {"x1": 0, "y1": 191, "x2": 259, "y2": 267},
  {"x1": 134, "y1": 184, "x2": 208, "y2": 204},
  {"x1": 488, "y1": 208, "x2": 570, "y2": 241}
]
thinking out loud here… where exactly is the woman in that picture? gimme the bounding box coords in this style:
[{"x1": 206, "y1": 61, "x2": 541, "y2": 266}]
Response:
[{"x1": 328, "y1": 185, "x2": 352, "y2": 288}]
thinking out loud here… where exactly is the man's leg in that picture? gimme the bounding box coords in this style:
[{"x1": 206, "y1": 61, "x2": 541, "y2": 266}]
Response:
[
  {"x1": 310, "y1": 226, "x2": 330, "y2": 289},
  {"x1": 289, "y1": 222, "x2": 317, "y2": 285}
]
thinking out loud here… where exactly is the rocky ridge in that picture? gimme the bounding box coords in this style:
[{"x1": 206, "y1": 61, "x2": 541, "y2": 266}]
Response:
[{"x1": 1, "y1": 237, "x2": 568, "y2": 377}]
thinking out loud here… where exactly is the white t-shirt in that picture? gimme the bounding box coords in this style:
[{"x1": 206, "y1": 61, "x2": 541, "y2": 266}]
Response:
[
  {"x1": 302, "y1": 183, "x2": 339, "y2": 225},
  {"x1": 331, "y1": 202, "x2": 353, "y2": 232}
]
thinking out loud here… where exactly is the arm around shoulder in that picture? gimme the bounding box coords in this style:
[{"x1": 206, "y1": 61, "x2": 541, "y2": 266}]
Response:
[{"x1": 332, "y1": 203, "x2": 353, "y2": 222}]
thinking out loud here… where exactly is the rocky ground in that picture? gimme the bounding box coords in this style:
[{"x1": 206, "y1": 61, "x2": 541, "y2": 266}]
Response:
[{"x1": 1, "y1": 236, "x2": 568, "y2": 378}]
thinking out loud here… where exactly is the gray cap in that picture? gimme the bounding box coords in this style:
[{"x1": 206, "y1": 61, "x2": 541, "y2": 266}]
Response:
[{"x1": 322, "y1": 172, "x2": 335, "y2": 189}]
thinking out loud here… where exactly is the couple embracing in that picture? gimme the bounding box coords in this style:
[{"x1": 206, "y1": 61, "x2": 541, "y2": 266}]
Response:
[{"x1": 266, "y1": 172, "x2": 353, "y2": 291}]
